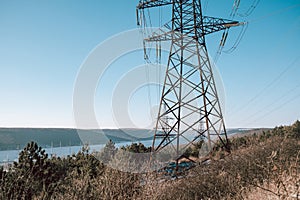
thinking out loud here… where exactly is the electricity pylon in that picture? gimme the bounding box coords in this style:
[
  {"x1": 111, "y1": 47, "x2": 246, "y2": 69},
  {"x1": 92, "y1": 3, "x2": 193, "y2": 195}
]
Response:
[{"x1": 137, "y1": 0, "x2": 243, "y2": 165}]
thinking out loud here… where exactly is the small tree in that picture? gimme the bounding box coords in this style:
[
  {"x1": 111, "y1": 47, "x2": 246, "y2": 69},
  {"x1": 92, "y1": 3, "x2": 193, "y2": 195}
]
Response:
[
  {"x1": 98, "y1": 139, "x2": 117, "y2": 163},
  {"x1": 291, "y1": 120, "x2": 300, "y2": 138},
  {"x1": 121, "y1": 142, "x2": 151, "y2": 153},
  {"x1": 12, "y1": 141, "x2": 59, "y2": 199}
]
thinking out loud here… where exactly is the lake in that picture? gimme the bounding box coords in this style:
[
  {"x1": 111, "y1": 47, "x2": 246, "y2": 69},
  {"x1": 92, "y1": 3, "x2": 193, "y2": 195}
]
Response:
[
  {"x1": 0, "y1": 128, "x2": 245, "y2": 164},
  {"x1": 0, "y1": 140, "x2": 154, "y2": 164}
]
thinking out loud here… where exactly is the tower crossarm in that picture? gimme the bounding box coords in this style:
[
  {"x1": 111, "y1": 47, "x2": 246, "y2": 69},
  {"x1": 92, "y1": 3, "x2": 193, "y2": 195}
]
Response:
[
  {"x1": 200, "y1": 16, "x2": 245, "y2": 36},
  {"x1": 139, "y1": 15, "x2": 245, "y2": 42},
  {"x1": 137, "y1": 0, "x2": 174, "y2": 10},
  {"x1": 142, "y1": 18, "x2": 245, "y2": 42},
  {"x1": 144, "y1": 25, "x2": 173, "y2": 42}
]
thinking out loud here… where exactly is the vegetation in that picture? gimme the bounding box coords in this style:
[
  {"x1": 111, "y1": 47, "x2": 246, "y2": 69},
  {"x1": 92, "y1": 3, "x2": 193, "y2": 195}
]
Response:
[{"x1": 0, "y1": 121, "x2": 299, "y2": 199}]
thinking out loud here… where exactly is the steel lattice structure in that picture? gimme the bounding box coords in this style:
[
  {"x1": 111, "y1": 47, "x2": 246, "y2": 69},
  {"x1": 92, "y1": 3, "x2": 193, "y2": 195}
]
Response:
[{"x1": 137, "y1": 0, "x2": 243, "y2": 165}]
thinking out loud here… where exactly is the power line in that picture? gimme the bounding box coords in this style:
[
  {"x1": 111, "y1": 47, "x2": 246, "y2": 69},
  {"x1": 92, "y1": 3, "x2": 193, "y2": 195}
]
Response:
[
  {"x1": 244, "y1": 92, "x2": 300, "y2": 127},
  {"x1": 249, "y1": 3, "x2": 300, "y2": 24},
  {"x1": 229, "y1": 56, "x2": 300, "y2": 115},
  {"x1": 235, "y1": 82, "x2": 300, "y2": 125},
  {"x1": 237, "y1": 0, "x2": 260, "y2": 18},
  {"x1": 222, "y1": 22, "x2": 248, "y2": 54}
]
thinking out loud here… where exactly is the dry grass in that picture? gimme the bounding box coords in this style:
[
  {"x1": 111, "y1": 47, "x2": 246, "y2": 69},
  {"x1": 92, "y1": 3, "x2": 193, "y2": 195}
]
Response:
[
  {"x1": 1, "y1": 123, "x2": 299, "y2": 199},
  {"x1": 246, "y1": 175, "x2": 300, "y2": 200},
  {"x1": 138, "y1": 136, "x2": 300, "y2": 200}
]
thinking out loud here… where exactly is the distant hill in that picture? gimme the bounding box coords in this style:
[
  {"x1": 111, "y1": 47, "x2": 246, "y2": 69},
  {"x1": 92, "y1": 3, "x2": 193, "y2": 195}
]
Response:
[
  {"x1": 0, "y1": 128, "x2": 259, "y2": 151},
  {"x1": 226, "y1": 128, "x2": 271, "y2": 138},
  {"x1": 0, "y1": 128, "x2": 154, "y2": 151}
]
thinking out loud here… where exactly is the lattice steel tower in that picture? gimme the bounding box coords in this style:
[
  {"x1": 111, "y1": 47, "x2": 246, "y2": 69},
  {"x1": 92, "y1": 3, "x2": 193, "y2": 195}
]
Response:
[{"x1": 137, "y1": 0, "x2": 242, "y2": 163}]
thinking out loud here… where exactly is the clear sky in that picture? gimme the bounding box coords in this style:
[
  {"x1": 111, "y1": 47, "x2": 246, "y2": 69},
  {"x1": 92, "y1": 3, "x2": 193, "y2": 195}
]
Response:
[{"x1": 0, "y1": 0, "x2": 299, "y2": 129}]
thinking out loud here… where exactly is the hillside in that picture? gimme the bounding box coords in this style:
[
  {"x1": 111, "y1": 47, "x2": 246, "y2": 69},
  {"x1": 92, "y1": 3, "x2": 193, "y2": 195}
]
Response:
[{"x1": 0, "y1": 121, "x2": 299, "y2": 199}]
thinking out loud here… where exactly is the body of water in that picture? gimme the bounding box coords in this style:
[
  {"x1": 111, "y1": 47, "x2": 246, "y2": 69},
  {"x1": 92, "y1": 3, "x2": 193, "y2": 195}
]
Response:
[
  {"x1": 0, "y1": 140, "x2": 154, "y2": 164},
  {"x1": 0, "y1": 129, "x2": 244, "y2": 164}
]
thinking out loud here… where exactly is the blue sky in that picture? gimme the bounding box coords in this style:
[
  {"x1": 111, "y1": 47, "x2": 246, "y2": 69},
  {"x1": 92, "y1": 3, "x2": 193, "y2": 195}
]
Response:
[{"x1": 0, "y1": 0, "x2": 299, "y2": 128}]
